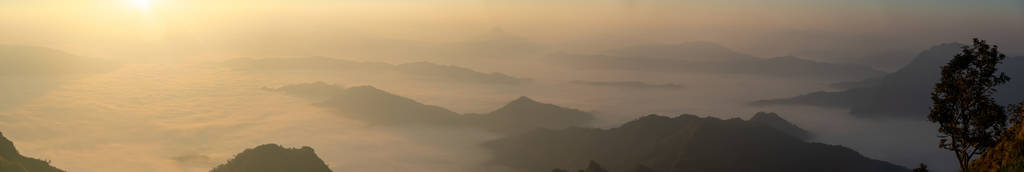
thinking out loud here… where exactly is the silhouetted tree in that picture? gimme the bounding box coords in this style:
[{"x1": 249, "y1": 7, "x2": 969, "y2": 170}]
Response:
[
  {"x1": 912, "y1": 163, "x2": 928, "y2": 172},
  {"x1": 582, "y1": 160, "x2": 609, "y2": 172},
  {"x1": 929, "y1": 38, "x2": 1012, "y2": 172}
]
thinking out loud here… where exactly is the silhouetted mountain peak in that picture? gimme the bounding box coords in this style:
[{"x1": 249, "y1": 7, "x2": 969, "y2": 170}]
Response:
[
  {"x1": 895, "y1": 43, "x2": 965, "y2": 74},
  {"x1": 211, "y1": 144, "x2": 332, "y2": 172},
  {"x1": 490, "y1": 97, "x2": 587, "y2": 118},
  {"x1": 608, "y1": 41, "x2": 757, "y2": 62},
  {"x1": 750, "y1": 112, "x2": 783, "y2": 121},
  {"x1": 477, "y1": 96, "x2": 595, "y2": 134},
  {"x1": 749, "y1": 112, "x2": 813, "y2": 139},
  {"x1": 509, "y1": 96, "x2": 537, "y2": 104}
]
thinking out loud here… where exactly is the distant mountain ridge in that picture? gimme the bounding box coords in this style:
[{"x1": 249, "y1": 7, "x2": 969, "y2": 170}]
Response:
[
  {"x1": 0, "y1": 131, "x2": 64, "y2": 172},
  {"x1": 569, "y1": 80, "x2": 684, "y2": 90},
  {"x1": 483, "y1": 113, "x2": 907, "y2": 172},
  {"x1": 0, "y1": 45, "x2": 115, "y2": 76},
  {"x1": 271, "y1": 82, "x2": 594, "y2": 134},
  {"x1": 224, "y1": 57, "x2": 529, "y2": 85},
  {"x1": 755, "y1": 43, "x2": 1024, "y2": 119},
  {"x1": 554, "y1": 42, "x2": 885, "y2": 81}
]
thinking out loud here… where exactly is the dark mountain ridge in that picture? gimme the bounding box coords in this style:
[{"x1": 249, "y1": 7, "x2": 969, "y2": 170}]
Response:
[
  {"x1": 0, "y1": 131, "x2": 64, "y2": 172},
  {"x1": 749, "y1": 112, "x2": 813, "y2": 140},
  {"x1": 271, "y1": 82, "x2": 594, "y2": 134},
  {"x1": 210, "y1": 144, "x2": 332, "y2": 172},
  {"x1": 483, "y1": 113, "x2": 907, "y2": 172},
  {"x1": 755, "y1": 43, "x2": 1024, "y2": 119}
]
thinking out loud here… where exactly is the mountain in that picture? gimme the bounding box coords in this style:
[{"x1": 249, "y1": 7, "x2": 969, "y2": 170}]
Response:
[
  {"x1": 483, "y1": 114, "x2": 907, "y2": 172},
  {"x1": 606, "y1": 42, "x2": 759, "y2": 62},
  {"x1": 0, "y1": 131, "x2": 64, "y2": 172},
  {"x1": 468, "y1": 96, "x2": 594, "y2": 134},
  {"x1": 224, "y1": 57, "x2": 528, "y2": 85},
  {"x1": 274, "y1": 83, "x2": 594, "y2": 134},
  {"x1": 556, "y1": 42, "x2": 885, "y2": 81},
  {"x1": 570, "y1": 80, "x2": 684, "y2": 90},
  {"x1": 749, "y1": 112, "x2": 813, "y2": 140},
  {"x1": 970, "y1": 103, "x2": 1024, "y2": 171},
  {"x1": 263, "y1": 82, "x2": 347, "y2": 102},
  {"x1": 754, "y1": 43, "x2": 1024, "y2": 119},
  {"x1": 210, "y1": 144, "x2": 332, "y2": 172},
  {"x1": 316, "y1": 85, "x2": 465, "y2": 126},
  {"x1": 0, "y1": 45, "x2": 114, "y2": 76},
  {"x1": 394, "y1": 62, "x2": 526, "y2": 85}
]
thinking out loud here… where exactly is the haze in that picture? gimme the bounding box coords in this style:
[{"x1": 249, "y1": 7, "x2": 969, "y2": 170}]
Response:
[{"x1": 1, "y1": 0, "x2": 1022, "y2": 172}]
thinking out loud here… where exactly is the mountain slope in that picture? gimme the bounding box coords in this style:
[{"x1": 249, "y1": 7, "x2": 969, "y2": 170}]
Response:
[
  {"x1": 468, "y1": 96, "x2": 594, "y2": 134},
  {"x1": 483, "y1": 114, "x2": 906, "y2": 172},
  {"x1": 224, "y1": 57, "x2": 528, "y2": 85},
  {"x1": 557, "y1": 42, "x2": 884, "y2": 81},
  {"x1": 275, "y1": 83, "x2": 593, "y2": 134},
  {"x1": 210, "y1": 144, "x2": 332, "y2": 172},
  {"x1": 316, "y1": 85, "x2": 465, "y2": 126},
  {"x1": 755, "y1": 43, "x2": 1024, "y2": 119},
  {"x1": 0, "y1": 45, "x2": 114, "y2": 76},
  {"x1": 749, "y1": 112, "x2": 813, "y2": 140},
  {"x1": 0, "y1": 131, "x2": 64, "y2": 172}
]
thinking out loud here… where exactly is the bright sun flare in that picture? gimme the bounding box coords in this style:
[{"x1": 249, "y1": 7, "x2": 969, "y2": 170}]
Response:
[{"x1": 127, "y1": 0, "x2": 152, "y2": 12}]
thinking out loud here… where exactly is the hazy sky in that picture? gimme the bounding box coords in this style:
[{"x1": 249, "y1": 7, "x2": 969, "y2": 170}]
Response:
[
  {"x1": 0, "y1": 2, "x2": 1021, "y2": 171},
  {"x1": 1, "y1": 0, "x2": 1021, "y2": 66}
]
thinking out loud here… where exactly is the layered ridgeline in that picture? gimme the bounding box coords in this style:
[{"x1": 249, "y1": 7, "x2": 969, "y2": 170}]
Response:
[
  {"x1": 0, "y1": 131, "x2": 64, "y2": 172},
  {"x1": 754, "y1": 43, "x2": 1024, "y2": 119},
  {"x1": 569, "y1": 80, "x2": 684, "y2": 90},
  {"x1": 224, "y1": 57, "x2": 528, "y2": 85},
  {"x1": 267, "y1": 82, "x2": 593, "y2": 134},
  {"x1": 0, "y1": 45, "x2": 115, "y2": 76},
  {"x1": 552, "y1": 42, "x2": 884, "y2": 81},
  {"x1": 0, "y1": 46, "x2": 117, "y2": 110},
  {"x1": 484, "y1": 114, "x2": 905, "y2": 172},
  {"x1": 210, "y1": 144, "x2": 332, "y2": 172}
]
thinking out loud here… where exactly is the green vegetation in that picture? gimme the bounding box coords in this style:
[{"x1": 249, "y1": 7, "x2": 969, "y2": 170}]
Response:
[
  {"x1": 210, "y1": 144, "x2": 332, "y2": 172},
  {"x1": 969, "y1": 103, "x2": 1024, "y2": 172},
  {"x1": 0, "y1": 131, "x2": 64, "y2": 172}
]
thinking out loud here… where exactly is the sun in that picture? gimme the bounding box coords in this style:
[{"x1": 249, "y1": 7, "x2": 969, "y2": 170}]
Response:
[{"x1": 126, "y1": 0, "x2": 153, "y2": 12}]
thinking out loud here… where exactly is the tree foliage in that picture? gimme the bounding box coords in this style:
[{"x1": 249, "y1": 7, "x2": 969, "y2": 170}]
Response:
[{"x1": 929, "y1": 38, "x2": 1012, "y2": 172}]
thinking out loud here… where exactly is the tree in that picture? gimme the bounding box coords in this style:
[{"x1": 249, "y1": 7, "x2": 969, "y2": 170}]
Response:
[
  {"x1": 912, "y1": 163, "x2": 928, "y2": 172},
  {"x1": 929, "y1": 38, "x2": 1012, "y2": 172}
]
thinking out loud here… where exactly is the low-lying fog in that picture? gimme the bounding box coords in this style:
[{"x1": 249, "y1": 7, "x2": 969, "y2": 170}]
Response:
[{"x1": 0, "y1": 58, "x2": 954, "y2": 171}]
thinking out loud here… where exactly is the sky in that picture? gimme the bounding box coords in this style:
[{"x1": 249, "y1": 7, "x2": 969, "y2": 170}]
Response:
[{"x1": 0, "y1": 0, "x2": 1021, "y2": 69}]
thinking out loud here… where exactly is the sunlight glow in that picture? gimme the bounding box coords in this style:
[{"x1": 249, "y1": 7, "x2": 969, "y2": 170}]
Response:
[{"x1": 127, "y1": 0, "x2": 152, "y2": 12}]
